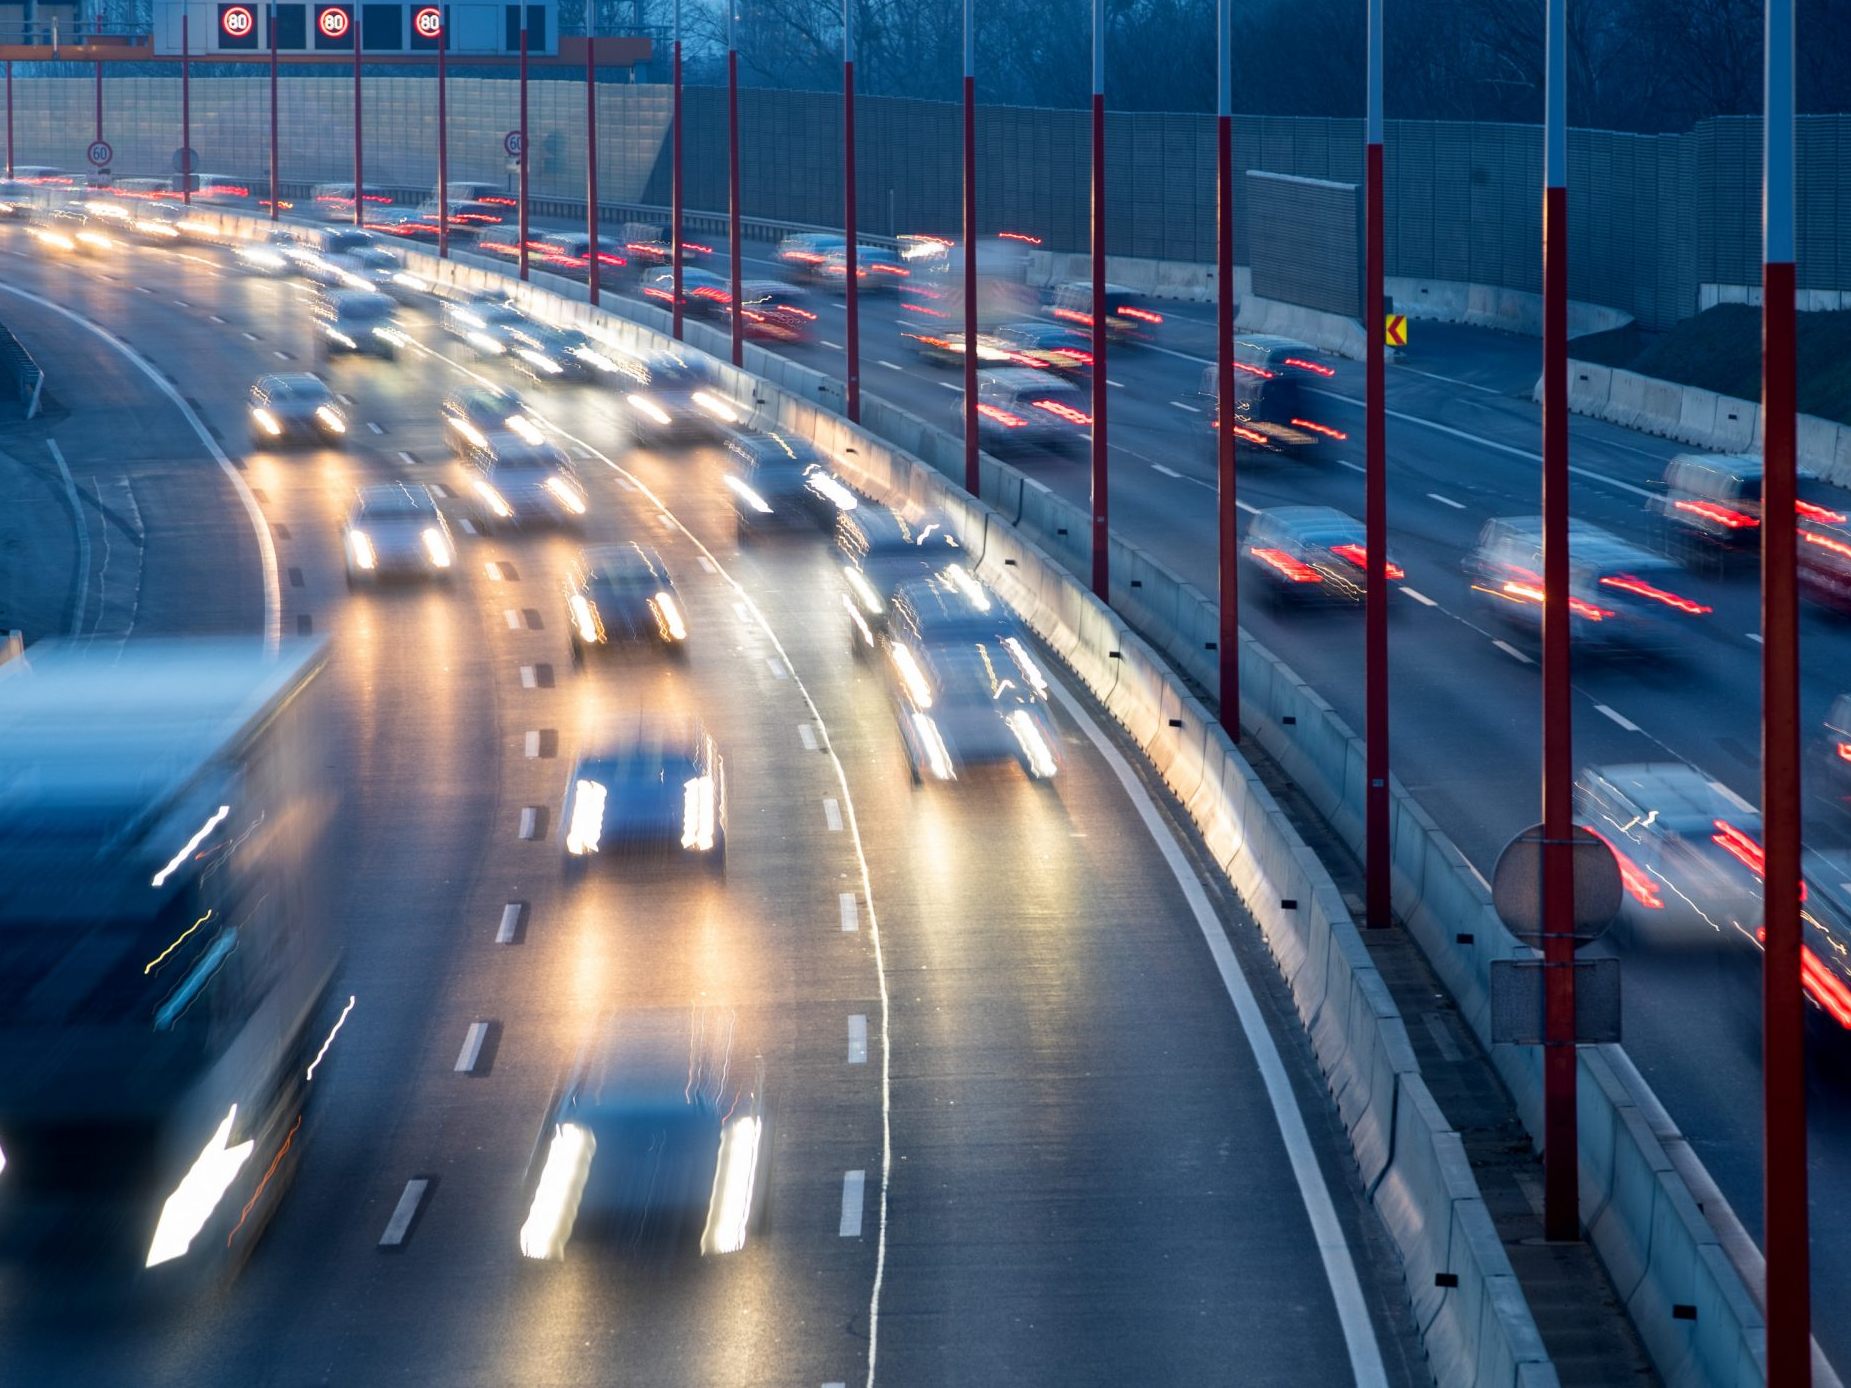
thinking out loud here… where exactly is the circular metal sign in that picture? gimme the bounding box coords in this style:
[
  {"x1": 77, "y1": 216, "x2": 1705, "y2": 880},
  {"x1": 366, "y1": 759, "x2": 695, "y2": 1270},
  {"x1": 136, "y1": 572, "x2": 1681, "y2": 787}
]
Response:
[
  {"x1": 317, "y1": 6, "x2": 350, "y2": 38},
  {"x1": 221, "y1": 4, "x2": 255, "y2": 37},
  {"x1": 1491, "y1": 822, "x2": 1623, "y2": 949},
  {"x1": 86, "y1": 139, "x2": 114, "y2": 168},
  {"x1": 413, "y1": 5, "x2": 443, "y2": 37},
  {"x1": 503, "y1": 130, "x2": 525, "y2": 158}
]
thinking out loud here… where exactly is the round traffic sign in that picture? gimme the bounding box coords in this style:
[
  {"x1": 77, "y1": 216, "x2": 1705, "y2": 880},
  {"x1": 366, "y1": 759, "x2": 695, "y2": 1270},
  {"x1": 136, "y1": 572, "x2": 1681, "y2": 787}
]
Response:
[
  {"x1": 171, "y1": 146, "x2": 199, "y2": 174},
  {"x1": 413, "y1": 5, "x2": 442, "y2": 37},
  {"x1": 1490, "y1": 823, "x2": 1623, "y2": 949},
  {"x1": 503, "y1": 130, "x2": 525, "y2": 158},
  {"x1": 221, "y1": 4, "x2": 255, "y2": 37},
  {"x1": 86, "y1": 139, "x2": 114, "y2": 169},
  {"x1": 317, "y1": 6, "x2": 350, "y2": 38}
]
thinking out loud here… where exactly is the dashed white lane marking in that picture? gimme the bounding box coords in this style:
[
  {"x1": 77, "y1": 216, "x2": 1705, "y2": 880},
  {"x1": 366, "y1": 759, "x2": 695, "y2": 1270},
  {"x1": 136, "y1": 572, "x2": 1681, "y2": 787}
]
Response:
[
  {"x1": 767, "y1": 657, "x2": 789, "y2": 680},
  {"x1": 798, "y1": 722, "x2": 819, "y2": 751},
  {"x1": 839, "y1": 892, "x2": 859, "y2": 932},
  {"x1": 487, "y1": 562, "x2": 508, "y2": 582},
  {"x1": 366, "y1": 421, "x2": 384, "y2": 434},
  {"x1": 497, "y1": 903, "x2": 523, "y2": 942},
  {"x1": 839, "y1": 1171, "x2": 866, "y2": 1236},
  {"x1": 454, "y1": 1021, "x2": 489, "y2": 1073},
  {"x1": 655, "y1": 511, "x2": 675, "y2": 528},
  {"x1": 1596, "y1": 703, "x2": 1641, "y2": 733},
  {"x1": 241, "y1": 330, "x2": 260, "y2": 341},
  {"x1": 1427, "y1": 492, "x2": 1465, "y2": 509},
  {"x1": 504, "y1": 608, "x2": 522, "y2": 629},
  {"x1": 1336, "y1": 458, "x2": 1366, "y2": 474},
  {"x1": 820, "y1": 338, "x2": 843, "y2": 349},
  {"x1": 272, "y1": 350, "x2": 291, "y2": 361},
  {"x1": 1106, "y1": 378, "x2": 1125, "y2": 388},
  {"x1": 697, "y1": 555, "x2": 717, "y2": 573},
  {"x1": 1710, "y1": 780, "x2": 1757, "y2": 814},
  {"x1": 523, "y1": 730, "x2": 542, "y2": 758},
  {"x1": 848, "y1": 1015, "x2": 868, "y2": 1064},
  {"x1": 520, "y1": 664, "x2": 538, "y2": 689},
  {"x1": 1747, "y1": 632, "x2": 1764, "y2": 644},
  {"x1": 935, "y1": 380, "x2": 961, "y2": 392},
  {"x1": 207, "y1": 314, "x2": 227, "y2": 324},
  {"x1": 878, "y1": 359, "x2": 902, "y2": 370},
  {"x1": 1492, "y1": 639, "x2": 1534, "y2": 665},
  {"x1": 460, "y1": 518, "x2": 480, "y2": 535},
  {"x1": 1044, "y1": 675, "x2": 1389, "y2": 1385},
  {"x1": 1170, "y1": 400, "x2": 1201, "y2": 413},
  {"x1": 1395, "y1": 362, "x2": 1505, "y2": 395},
  {"x1": 823, "y1": 797, "x2": 843, "y2": 831},
  {"x1": 518, "y1": 808, "x2": 539, "y2": 840},
  {"x1": 397, "y1": 449, "x2": 417, "y2": 466},
  {"x1": 378, "y1": 1179, "x2": 429, "y2": 1248},
  {"x1": 1401, "y1": 587, "x2": 1438, "y2": 607},
  {"x1": 1422, "y1": 1012, "x2": 1466, "y2": 1062}
]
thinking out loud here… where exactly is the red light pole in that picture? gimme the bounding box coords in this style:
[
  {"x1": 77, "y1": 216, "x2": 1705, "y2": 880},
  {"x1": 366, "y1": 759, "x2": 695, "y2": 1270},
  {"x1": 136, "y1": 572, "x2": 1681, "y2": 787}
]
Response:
[
  {"x1": 1539, "y1": 0, "x2": 1578, "y2": 1241},
  {"x1": 1761, "y1": 0, "x2": 1809, "y2": 1375},
  {"x1": 268, "y1": 3, "x2": 279, "y2": 219},
  {"x1": 961, "y1": 0, "x2": 978, "y2": 496},
  {"x1": 4, "y1": 62, "x2": 11, "y2": 180},
  {"x1": 670, "y1": 0, "x2": 684, "y2": 339},
  {"x1": 180, "y1": 15, "x2": 191, "y2": 205},
  {"x1": 842, "y1": 0, "x2": 859, "y2": 421},
  {"x1": 93, "y1": 58, "x2": 101, "y2": 156},
  {"x1": 1215, "y1": 0, "x2": 1238, "y2": 740},
  {"x1": 436, "y1": 5, "x2": 448, "y2": 256},
  {"x1": 518, "y1": 24, "x2": 530, "y2": 281},
  {"x1": 1364, "y1": 0, "x2": 1388, "y2": 924},
  {"x1": 726, "y1": 1, "x2": 743, "y2": 366},
  {"x1": 1088, "y1": 0, "x2": 1108, "y2": 600},
  {"x1": 352, "y1": 9, "x2": 364, "y2": 228},
  {"x1": 585, "y1": 33, "x2": 599, "y2": 304}
]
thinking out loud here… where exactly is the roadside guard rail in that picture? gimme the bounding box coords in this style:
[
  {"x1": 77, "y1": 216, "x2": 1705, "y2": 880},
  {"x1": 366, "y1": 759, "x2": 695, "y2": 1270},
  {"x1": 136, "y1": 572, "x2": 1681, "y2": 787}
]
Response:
[
  {"x1": 193, "y1": 207, "x2": 1555, "y2": 1386},
  {"x1": 0, "y1": 316, "x2": 46, "y2": 419}
]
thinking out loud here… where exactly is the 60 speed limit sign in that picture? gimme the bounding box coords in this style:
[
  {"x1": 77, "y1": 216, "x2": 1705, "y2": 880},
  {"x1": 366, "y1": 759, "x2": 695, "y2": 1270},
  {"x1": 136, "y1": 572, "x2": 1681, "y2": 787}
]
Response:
[
  {"x1": 503, "y1": 130, "x2": 525, "y2": 158},
  {"x1": 87, "y1": 139, "x2": 114, "y2": 168}
]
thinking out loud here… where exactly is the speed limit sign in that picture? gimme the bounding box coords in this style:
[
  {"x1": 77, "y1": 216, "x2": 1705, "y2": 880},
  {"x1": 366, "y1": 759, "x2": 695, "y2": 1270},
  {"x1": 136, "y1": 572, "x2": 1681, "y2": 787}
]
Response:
[
  {"x1": 318, "y1": 6, "x2": 350, "y2": 38},
  {"x1": 413, "y1": 5, "x2": 442, "y2": 37},
  {"x1": 87, "y1": 139, "x2": 114, "y2": 169},
  {"x1": 221, "y1": 4, "x2": 255, "y2": 37},
  {"x1": 503, "y1": 130, "x2": 525, "y2": 159}
]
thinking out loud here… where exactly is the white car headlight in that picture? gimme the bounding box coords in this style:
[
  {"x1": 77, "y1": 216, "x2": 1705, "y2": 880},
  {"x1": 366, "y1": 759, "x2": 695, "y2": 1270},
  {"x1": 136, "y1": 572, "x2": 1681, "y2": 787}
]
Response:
[
  {"x1": 517, "y1": 347, "x2": 564, "y2": 376},
  {"x1": 722, "y1": 474, "x2": 774, "y2": 514},
  {"x1": 1007, "y1": 709, "x2": 1059, "y2": 779},
  {"x1": 506, "y1": 413, "x2": 545, "y2": 446},
  {"x1": 844, "y1": 566, "x2": 884, "y2": 616},
  {"x1": 912, "y1": 712, "x2": 955, "y2": 781},
  {"x1": 145, "y1": 1106, "x2": 256, "y2": 1268},
  {"x1": 681, "y1": 773, "x2": 718, "y2": 851},
  {"x1": 568, "y1": 594, "x2": 602, "y2": 644},
  {"x1": 519, "y1": 1122, "x2": 596, "y2": 1259},
  {"x1": 314, "y1": 405, "x2": 346, "y2": 433},
  {"x1": 392, "y1": 270, "x2": 428, "y2": 291},
  {"x1": 565, "y1": 778, "x2": 607, "y2": 856},
  {"x1": 690, "y1": 390, "x2": 740, "y2": 423},
  {"x1": 348, "y1": 530, "x2": 377, "y2": 570},
  {"x1": 543, "y1": 475, "x2": 588, "y2": 515},
  {"x1": 627, "y1": 393, "x2": 673, "y2": 427},
  {"x1": 473, "y1": 479, "x2": 514, "y2": 519},
  {"x1": 420, "y1": 527, "x2": 453, "y2": 568},
  {"x1": 652, "y1": 590, "x2": 688, "y2": 641},
  {"x1": 373, "y1": 324, "x2": 408, "y2": 346},
  {"x1": 701, "y1": 1114, "x2": 762, "y2": 1256},
  {"x1": 251, "y1": 407, "x2": 282, "y2": 437},
  {"x1": 889, "y1": 645, "x2": 934, "y2": 708}
]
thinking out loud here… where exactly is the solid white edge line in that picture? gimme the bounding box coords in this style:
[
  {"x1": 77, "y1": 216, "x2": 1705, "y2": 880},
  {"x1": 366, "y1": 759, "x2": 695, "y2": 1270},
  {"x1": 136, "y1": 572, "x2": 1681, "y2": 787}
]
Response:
[
  {"x1": 454, "y1": 1021, "x2": 488, "y2": 1073},
  {"x1": 46, "y1": 439, "x2": 92, "y2": 637},
  {"x1": 1045, "y1": 675, "x2": 1389, "y2": 1387},
  {"x1": 1709, "y1": 779, "x2": 1757, "y2": 814},
  {"x1": 1426, "y1": 491, "x2": 1466, "y2": 510},
  {"x1": 839, "y1": 1170, "x2": 867, "y2": 1237},
  {"x1": 0, "y1": 283, "x2": 282, "y2": 653},
  {"x1": 378, "y1": 1178, "x2": 429, "y2": 1247}
]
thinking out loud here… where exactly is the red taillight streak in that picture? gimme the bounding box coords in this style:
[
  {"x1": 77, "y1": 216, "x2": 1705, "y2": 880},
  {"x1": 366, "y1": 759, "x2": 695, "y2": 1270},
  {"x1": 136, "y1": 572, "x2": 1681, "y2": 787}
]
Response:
[
  {"x1": 1711, "y1": 820, "x2": 1804, "y2": 900},
  {"x1": 1675, "y1": 498, "x2": 1759, "y2": 529},
  {"x1": 1754, "y1": 928, "x2": 1851, "y2": 1029},
  {"x1": 482, "y1": 195, "x2": 517, "y2": 206},
  {"x1": 1251, "y1": 548, "x2": 1324, "y2": 583},
  {"x1": 1599, "y1": 573, "x2": 1712, "y2": 614},
  {"x1": 872, "y1": 264, "x2": 908, "y2": 276},
  {"x1": 1503, "y1": 579, "x2": 1611, "y2": 621},
  {"x1": 1797, "y1": 500, "x2": 1848, "y2": 524},
  {"x1": 1329, "y1": 543, "x2": 1404, "y2": 579},
  {"x1": 1805, "y1": 529, "x2": 1851, "y2": 561},
  {"x1": 1233, "y1": 361, "x2": 1274, "y2": 379},
  {"x1": 1283, "y1": 356, "x2": 1335, "y2": 376},
  {"x1": 1233, "y1": 425, "x2": 1269, "y2": 446},
  {"x1": 997, "y1": 231, "x2": 1042, "y2": 244},
  {"x1": 1837, "y1": 741, "x2": 1851, "y2": 763},
  {"x1": 1032, "y1": 399, "x2": 1092, "y2": 426},
  {"x1": 1587, "y1": 828, "x2": 1665, "y2": 909},
  {"x1": 1289, "y1": 417, "x2": 1349, "y2": 441},
  {"x1": 1118, "y1": 306, "x2": 1163, "y2": 324},
  {"x1": 686, "y1": 242, "x2": 713, "y2": 253},
  {"x1": 904, "y1": 302, "x2": 946, "y2": 318},
  {"x1": 790, "y1": 307, "x2": 818, "y2": 320},
  {"x1": 977, "y1": 403, "x2": 1026, "y2": 428},
  {"x1": 1052, "y1": 307, "x2": 1091, "y2": 326}
]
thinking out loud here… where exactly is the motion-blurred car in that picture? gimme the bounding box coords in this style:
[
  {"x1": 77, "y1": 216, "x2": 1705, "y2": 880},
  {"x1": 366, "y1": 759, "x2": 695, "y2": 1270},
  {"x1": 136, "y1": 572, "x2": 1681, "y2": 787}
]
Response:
[
  {"x1": 127, "y1": 202, "x2": 186, "y2": 244},
  {"x1": 982, "y1": 321, "x2": 1095, "y2": 379},
  {"x1": 175, "y1": 172, "x2": 252, "y2": 206},
  {"x1": 888, "y1": 567, "x2": 1050, "y2": 699},
  {"x1": 313, "y1": 289, "x2": 407, "y2": 359},
  {"x1": 962, "y1": 368, "x2": 1092, "y2": 455},
  {"x1": 902, "y1": 325, "x2": 1019, "y2": 369},
  {"x1": 383, "y1": 200, "x2": 503, "y2": 246},
  {"x1": 504, "y1": 321, "x2": 619, "y2": 384},
  {"x1": 1574, "y1": 763, "x2": 1765, "y2": 946},
  {"x1": 517, "y1": 1008, "x2": 764, "y2": 1260},
  {"x1": 1243, "y1": 505, "x2": 1401, "y2": 606},
  {"x1": 333, "y1": 245, "x2": 431, "y2": 304},
  {"x1": 1464, "y1": 517, "x2": 1713, "y2": 656},
  {"x1": 1824, "y1": 694, "x2": 1851, "y2": 800},
  {"x1": 818, "y1": 244, "x2": 909, "y2": 292},
  {"x1": 1234, "y1": 334, "x2": 1337, "y2": 382},
  {"x1": 467, "y1": 438, "x2": 589, "y2": 531},
  {"x1": 248, "y1": 373, "x2": 347, "y2": 447},
  {"x1": 1652, "y1": 451, "x2": 1850, "y2": 570},
  {"x1": 1044, "y1": 281, "x2": 1164, "y2": 345},
  {"x1": 234, "y1": 228, "x2": 305, "y2": 276},
  {"x1": 296, "y1": 227, "x2": 379, "y2": 286},
  {"x1": 311, "y1": 181, "x2": 395, "y2": 221},
  {"x1": 1195, "y1": 361, "x2": 1347, "y2": 462},
  {"x1": 441, "y1": 384, "x2": 544, "y2": 460},
  {"x1": 565, "y1": 544, "x2": 689, "y2": 664},
  {"x1": 888, "y1": 638, "x2": 1060, "y2": 784},
  {"x1": 1800, "y1": 516, "x2": 1851, "y2": 615},
  {"x1": 440, "y1": 292, "x2": 531, "y2": 357},
  {"x1": 25, "y1": 204, "x2": 113, "y2": 255},
  {"x1": 722, "y1": 430, "x2": 853, "y2": 536},
  {"x1": 641, "y1": 267, "x2": 732, "y2": 319},
  {"x1": 529, "y1": 231, "x2": 628, "y2": 281},
  {"x1": 342, "y1": 482, "x2": 456, "y2": 585},
  {"x1": 775, "y1": 231, "x2": 845, "y2": 283},
  {"x1": 734, "y1": 281, "x2": 818, "y2": 343},
  {"x1": 613, "y1": 350, "x2": 740, "y2": 445},
  {"x1": 838, "y1": 506, "x2": 962, "y2": 652},
  {"x1": 620, "y1": 223, "x2": 712, "y2": 271},
  {"x1": 559, "y1": 725, "x2": 726, "y2": 863}
]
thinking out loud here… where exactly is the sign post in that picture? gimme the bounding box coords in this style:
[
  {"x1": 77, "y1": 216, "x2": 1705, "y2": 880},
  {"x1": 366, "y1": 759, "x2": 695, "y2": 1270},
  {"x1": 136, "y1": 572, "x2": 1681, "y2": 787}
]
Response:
[
  {"x1": 420, "y1": 4, "x2": 446, "y2": 255},
  {"x1": 268, "y1": 0, "x2": 279, "y2": 219}
]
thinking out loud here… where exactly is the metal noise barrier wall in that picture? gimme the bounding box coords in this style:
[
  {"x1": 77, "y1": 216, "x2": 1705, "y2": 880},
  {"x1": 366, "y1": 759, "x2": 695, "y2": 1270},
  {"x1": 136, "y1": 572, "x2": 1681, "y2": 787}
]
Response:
[
  {"x1": 183, "y1": 209, "x2": 1559, "y2": 1387},
  {"x1": 1246, "y1": 170, "x2": 1365, "y2": 321}
]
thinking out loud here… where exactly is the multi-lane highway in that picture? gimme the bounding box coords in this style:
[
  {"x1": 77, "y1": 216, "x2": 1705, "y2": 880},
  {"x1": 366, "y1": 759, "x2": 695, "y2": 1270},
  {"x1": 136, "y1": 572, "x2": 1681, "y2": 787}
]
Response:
[{"x1": 0, "y1": 223, "x2": 1427, "y2": 1384}]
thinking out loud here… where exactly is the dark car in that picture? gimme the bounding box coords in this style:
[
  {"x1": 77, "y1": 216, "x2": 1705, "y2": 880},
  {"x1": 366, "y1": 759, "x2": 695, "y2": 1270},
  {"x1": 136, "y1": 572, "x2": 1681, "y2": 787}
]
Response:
[
  {"x1": 1044, "y1": 281, "x2": 1164, "y2": 345},
  {"x1": 982, "y1": 321, "x2": 1095, "y2": 379},
  {"x1": 722, "y1": 430, "x2": 849, "y2": 535},
  {"x1": 1653, "y1": 451, "x2": 1851, "y2": 571},
  {"x1": 1234, "y1": 334, "x2": 1337, "y2": 381},
  {"x1": 442, "y1": 385, "x2": 544, "y2": 460},
  {"x1": 248, "y1": 373, "x2": 347, "y2": 447},
  {"x1": 440, "y1": 293, "x2": 531, "y2": 358},
  {"x1": 517, "y1": 1008, "x2": 764, "y2": 1260},
  {"x1": 1464, "y1": 517, "x2": 1713, "y2": 656},
  {"x1": 1195, "y1": 362, "x2": 1346, "y2": 462},
  {"x1": 565, "y1": 544, "x2": 689, "y2": 663},
  {"x1": 559, "y1": 725, "x2": 726, "y2": 863},
  {"x1": 342, "y1": 482, "x2": 456, "y2": 584},
  {"x1": 1243, "y1": 505, "x2": 1401, "y2": 606},
  {"x1": 819, "y1": 244, "x2": 910, "y2": 292},
  {"x1": 612, "y1": 350, "x2": 739, "y2": 445},
  {"x1": 963, "y1": 369, "x2": 1092, "y2": 455},
  {"x1": 297, "y1": 227, "x2": 379, "y2": 286},
  {"x1": 337, "y1": 245, "x2": 430, "y2": 304},
  {"x1": 888, "y1": 638, "x2": 1060, "y2": 784},
  {"x1": 621, "y1": 222, "x2": 712, "y2": 271},
  {"x1": 26, "y1": 204, "x2": 114, "y2": 256},
  {"x1": 1800, "y1": 517, "x2": 1851, "y2": 615},
  {"x1": 530, "y1": 231, "x2": 629, "y2": 281},
  {"x1": 735, "y1": 281, "x2": 818, "y2": 344},
  {"x1": 1823, "y1": 694, "x2": 1851, "y2": 801},
  {"x1": 838, "y1": 506, "x2": 962, "y2": 652},
  {"x1": 313, "y1": 289, "x2": 406, "y2": 359},
  {"x1": 888, "y1": 568, "x2": 1050, "y2": 698},
  {"x1": 642, "y1": 267, "x2": 732, "y2": 319},
  {"x1": 235, "y1": 228, "x2": 306, "y2": 276},
  {"x1": 775, "y1": 231, "x2": 845, "y2": 284},
  {"x1": 467, "y1": 439, "x2": 589, "y2": 531},
  {"x1": 504, "y1": 321, "x2": 619, "y2": 385}
]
